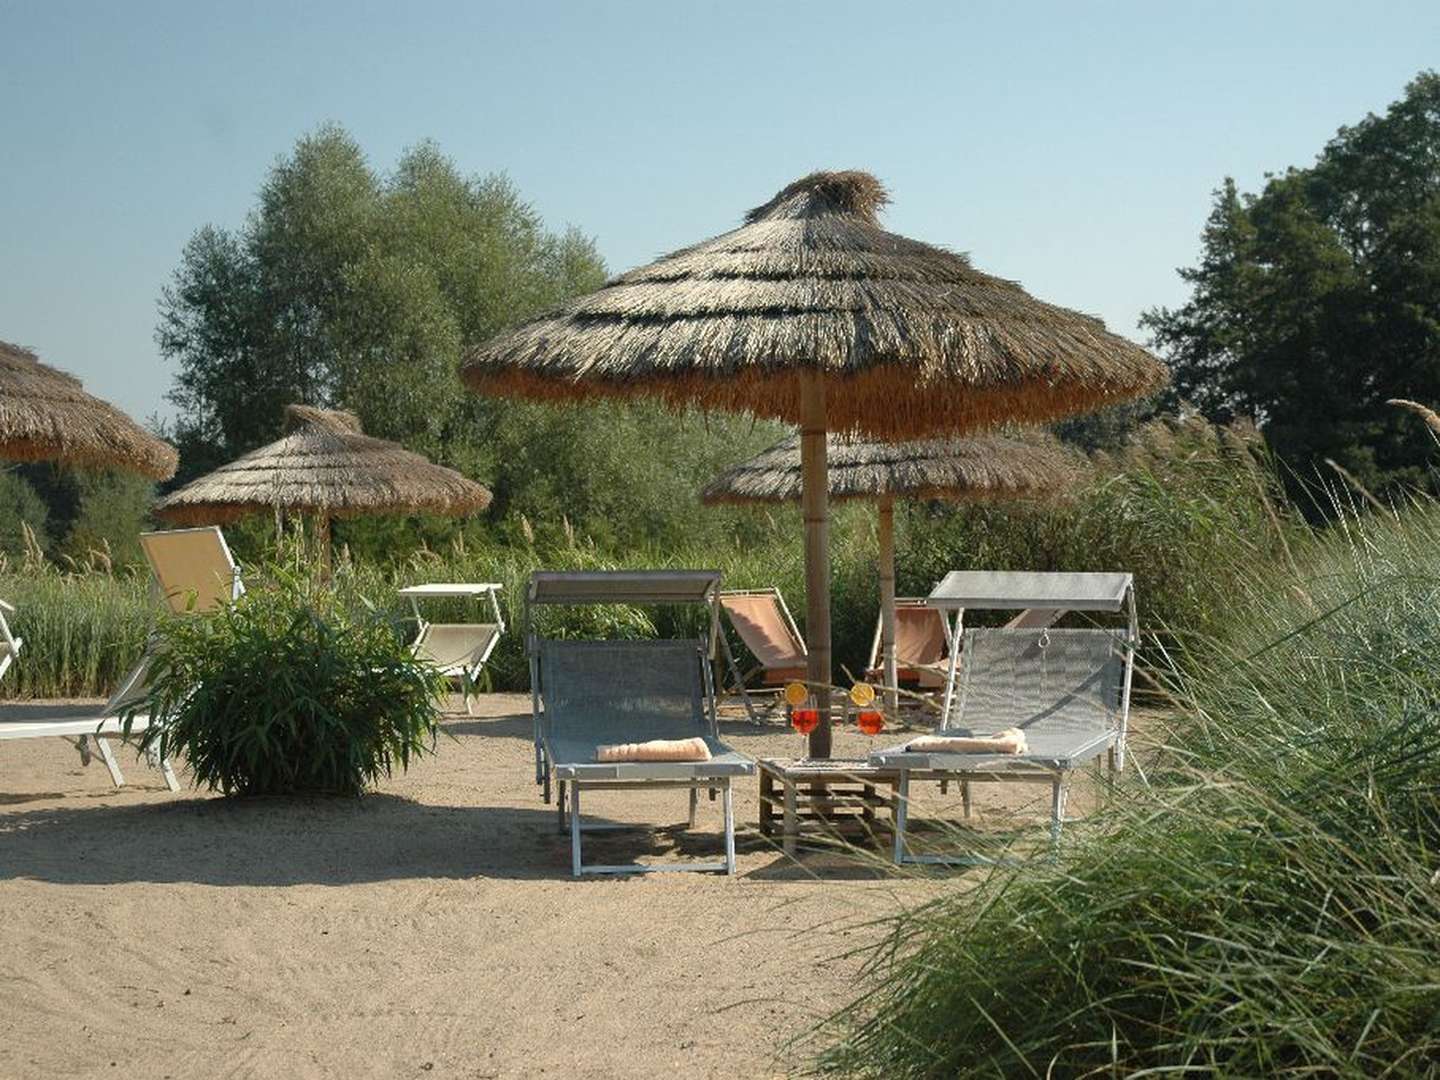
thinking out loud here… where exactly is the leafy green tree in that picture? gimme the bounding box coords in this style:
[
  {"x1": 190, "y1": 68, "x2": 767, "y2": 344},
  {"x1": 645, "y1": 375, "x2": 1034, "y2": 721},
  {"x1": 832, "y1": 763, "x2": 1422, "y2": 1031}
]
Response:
[
  {"x1": 1143, "y1": 71, "x2": 1440, "y2": 497},
  {"x1": 158, "y1": 125, "x2": 608, "y2": 474}
]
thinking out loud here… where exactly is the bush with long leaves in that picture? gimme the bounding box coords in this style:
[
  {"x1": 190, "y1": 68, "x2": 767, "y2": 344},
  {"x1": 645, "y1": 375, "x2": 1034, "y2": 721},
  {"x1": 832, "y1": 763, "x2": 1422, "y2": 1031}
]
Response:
[{"x1": 125, "y1": 573, "x2": 445, "y2": 796}]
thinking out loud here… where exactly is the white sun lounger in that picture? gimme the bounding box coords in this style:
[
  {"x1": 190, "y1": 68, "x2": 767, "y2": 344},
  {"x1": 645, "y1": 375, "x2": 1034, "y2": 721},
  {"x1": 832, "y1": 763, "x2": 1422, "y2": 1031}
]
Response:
[
  {"x1": 0, "y1": 527, "x2": 244, "y2": 791},
  {"x1": 871, "y1": 571, "x2": 1137, "y2": 864},
  {"x1": 398, "y1": 583, "x2": 504, "y2": 715},
  {"x1": 527, "y1": 571, "x2": 755, "y2": 876}
]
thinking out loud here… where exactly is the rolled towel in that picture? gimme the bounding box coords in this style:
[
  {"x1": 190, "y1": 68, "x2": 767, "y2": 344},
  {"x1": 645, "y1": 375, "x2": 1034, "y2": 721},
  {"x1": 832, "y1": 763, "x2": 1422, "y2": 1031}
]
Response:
[
  {"x1": 905, "y1": 728, "x2": 1028, "y2": 755},
  {"x1": 595, "y1": 737, "x2": 713, "y2": 763}
]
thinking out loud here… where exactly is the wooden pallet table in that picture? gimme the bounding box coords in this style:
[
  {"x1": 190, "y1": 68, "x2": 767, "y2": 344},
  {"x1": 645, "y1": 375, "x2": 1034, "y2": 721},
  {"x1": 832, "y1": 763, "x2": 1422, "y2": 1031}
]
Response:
[{"x1": 757, "y1": 757, "x2": 901, "y2": 856}]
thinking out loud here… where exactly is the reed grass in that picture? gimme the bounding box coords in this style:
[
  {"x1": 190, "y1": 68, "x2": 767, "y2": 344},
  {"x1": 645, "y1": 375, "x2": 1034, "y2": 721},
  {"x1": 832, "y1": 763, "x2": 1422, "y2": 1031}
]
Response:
[{"x1": 0, "y1": 430, "x2": 1297, "y2": 700}]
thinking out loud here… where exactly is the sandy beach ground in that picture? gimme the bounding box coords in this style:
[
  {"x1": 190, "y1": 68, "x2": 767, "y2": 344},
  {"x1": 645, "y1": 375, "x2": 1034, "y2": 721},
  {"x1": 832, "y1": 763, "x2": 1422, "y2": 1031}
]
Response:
[{"x1": 1, "y1": 694, "x2": 1117, "y2": 1079}]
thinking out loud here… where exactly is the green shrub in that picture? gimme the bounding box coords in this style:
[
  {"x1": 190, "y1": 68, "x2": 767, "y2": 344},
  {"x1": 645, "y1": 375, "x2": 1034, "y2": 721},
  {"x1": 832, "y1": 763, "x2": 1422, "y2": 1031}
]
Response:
[
  {"x1": 820, "y1": 502, "x2": 1440, "y2": 1077},
  {"x1": 126, "y1": 572, "x2": 445, "y2": 796}
]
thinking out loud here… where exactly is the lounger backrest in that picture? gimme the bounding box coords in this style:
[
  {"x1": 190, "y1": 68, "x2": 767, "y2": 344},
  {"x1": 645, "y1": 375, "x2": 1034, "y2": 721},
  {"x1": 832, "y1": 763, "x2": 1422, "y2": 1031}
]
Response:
[
  {"x1": 413, "y1": 624, "x2": 501, "y2": 670},
  {"x1": 140, "y1": 527, "x2": 243, "y2": 615},
  {"x1": 950, "y1": 628, "x2": 1125, "y2": 739},
  {"x1": 893, "y1": 605, "x2": 948, "y2": 667},
  {"x1": 720, "y1": 592, "x2": 805, "y2": 669},
  {"x1": 539, "y1": 639, "x2": 709, "y2": 746}
]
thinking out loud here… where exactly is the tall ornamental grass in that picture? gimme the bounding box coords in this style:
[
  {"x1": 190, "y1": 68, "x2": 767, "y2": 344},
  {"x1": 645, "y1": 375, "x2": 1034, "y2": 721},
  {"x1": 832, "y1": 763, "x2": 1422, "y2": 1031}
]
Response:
[{"x1": 820, "y1": 502, "x2": 1440, "y2": 1077}]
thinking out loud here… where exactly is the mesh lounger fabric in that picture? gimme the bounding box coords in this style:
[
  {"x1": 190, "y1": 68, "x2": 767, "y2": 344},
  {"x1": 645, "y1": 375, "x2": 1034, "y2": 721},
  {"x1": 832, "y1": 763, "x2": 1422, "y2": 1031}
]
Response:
[
  {"x1": 539, "y1": 639, "x2": 753, "y2": 781},
  {"x1": 873, "y1": 628, "x2": 1124, "y2": 770},
  {"x1": 719, "y1": 593, "x2": 807, "y2": 684}
]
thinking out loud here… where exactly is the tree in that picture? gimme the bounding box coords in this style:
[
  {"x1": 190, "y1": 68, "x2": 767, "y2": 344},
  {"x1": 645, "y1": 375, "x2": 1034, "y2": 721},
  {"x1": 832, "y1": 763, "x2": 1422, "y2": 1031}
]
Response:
[
  {"x1": 158, "y1": 125, "x2": 783, "y2": 553},
  {"x1": 158, "y1": 125, "x2": 609, "y2": 474},
  {"x1": 1143, "y1": 72, "x2": 1440, "y2": 498}
]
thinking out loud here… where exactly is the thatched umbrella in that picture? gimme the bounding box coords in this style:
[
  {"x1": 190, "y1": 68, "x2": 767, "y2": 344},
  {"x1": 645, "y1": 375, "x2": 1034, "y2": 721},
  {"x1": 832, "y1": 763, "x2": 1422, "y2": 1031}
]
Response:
[
  {"x1": 154, "y1": 405, "x2": 492, "y2": 570},
  {"x1": 462, "y1": 170, "x2": 1167, "y2": 756},
  {"x1": 702, "y1": 432, "x2": 1081, "y2": 712},
  {"x1": 0, "y1": 340, "x2": 177, "y2": 479}
]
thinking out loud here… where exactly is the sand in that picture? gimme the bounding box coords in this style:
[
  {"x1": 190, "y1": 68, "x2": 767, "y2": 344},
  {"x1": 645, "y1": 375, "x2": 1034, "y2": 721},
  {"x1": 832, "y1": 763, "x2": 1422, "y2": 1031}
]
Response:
[{"x1": 0, "y1": 695, "x2": 1113, "y2": 1079}]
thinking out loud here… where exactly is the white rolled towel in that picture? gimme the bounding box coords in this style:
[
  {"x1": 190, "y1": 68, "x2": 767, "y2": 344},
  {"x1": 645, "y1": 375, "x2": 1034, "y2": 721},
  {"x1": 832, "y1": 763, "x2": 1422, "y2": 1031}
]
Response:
[
  {"x1": 905, "y1": 728, "x2": 1028, "y2": 755},
  {"x1": 595, "y1": 737, "x2": 713, "y2": 763}
]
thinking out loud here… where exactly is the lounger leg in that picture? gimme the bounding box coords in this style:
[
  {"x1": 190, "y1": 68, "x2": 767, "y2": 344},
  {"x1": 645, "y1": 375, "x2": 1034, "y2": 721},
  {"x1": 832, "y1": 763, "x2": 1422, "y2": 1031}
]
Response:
[
  {"x1": 961, "y1": 781, "x2": 972, "y2": 819},
  {"x1": 723, "y1": 781, "x2": 736, "y2": 875},
  {"x1": 557, "y1": 780, "x2": 567, "y2": 834},
  {"x1": 159, "y1": 756, "x2": 180, "y2": 793},
  {"x1": 688, "y1": 786, "x2": 699, "y2": 829},
  {"x1": 542, "y1": 760, "x2": 551, "y2": 804},
  {"x1": 783, "y1": 778, "x2": 798, "y2": 858},
  {"x1": 93, "y1": 736, "x2": 125, "y2": 788},
  {"x1": 893, "y1": 771, "x2": 911, "y2": 864},
  {"x1": 1050, "y1": 776, "x2": 1069, "y2": 852},
  {"x1": 570, "y1": 782, "x2": 583, "y2": 877}
]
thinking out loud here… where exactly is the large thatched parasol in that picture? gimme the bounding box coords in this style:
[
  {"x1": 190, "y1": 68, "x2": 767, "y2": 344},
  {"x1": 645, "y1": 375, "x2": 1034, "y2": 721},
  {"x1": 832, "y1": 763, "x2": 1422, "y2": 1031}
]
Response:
[
  {"x1": 463, "y1": 170, "x2": 1167, "y2": 756},
  {"x1": 154, "y1": 405, "x2": 492, "y2": 569},
  {"x1": 702, "y1": 432, "x2": 1081, "y2": 712},
  {"x1": 0, "y1": 340, "x2": 178, "y2": 479}
]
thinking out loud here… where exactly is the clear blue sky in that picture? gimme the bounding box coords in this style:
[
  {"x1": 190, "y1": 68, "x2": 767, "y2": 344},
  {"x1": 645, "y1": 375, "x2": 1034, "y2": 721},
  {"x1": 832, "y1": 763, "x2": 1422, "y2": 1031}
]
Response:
[{"x1": 3, "y1": 0, "x2": 1437, "y2": 425}]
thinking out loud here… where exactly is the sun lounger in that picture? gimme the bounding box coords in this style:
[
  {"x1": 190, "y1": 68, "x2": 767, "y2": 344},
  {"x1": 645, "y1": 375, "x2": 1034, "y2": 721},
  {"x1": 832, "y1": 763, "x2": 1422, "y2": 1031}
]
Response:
[
  {"x1": 871, "y1": 571, "x2": 1137, "y2": 864},
  {"x1": 0, "y1": 527, "x2": 244, "y2": 791},
  {"x1": 398, "y1": 583, "x2": 505, "y2": 715},
  {"x1": 527, "y1": 570, "x2": 754, "y2": 876}
]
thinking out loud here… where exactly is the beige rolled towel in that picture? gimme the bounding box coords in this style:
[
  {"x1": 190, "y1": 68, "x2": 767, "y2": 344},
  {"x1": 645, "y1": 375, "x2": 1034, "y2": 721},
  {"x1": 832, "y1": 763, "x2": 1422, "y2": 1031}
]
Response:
[
  {"x1": 905, "y1": 728, "x2": 1028, "y2": 755},
  {"x1": 595, "y1": 737, "x2": 713, "y2": 763}
]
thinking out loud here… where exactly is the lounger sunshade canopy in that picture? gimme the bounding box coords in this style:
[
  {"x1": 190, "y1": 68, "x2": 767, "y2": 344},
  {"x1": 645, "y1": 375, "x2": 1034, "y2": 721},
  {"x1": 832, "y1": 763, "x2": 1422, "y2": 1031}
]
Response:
[
  {"x1": 528, "y1": 570, "x2": 721, "y2": 607},
  {"x1": 928, "y1": 571, "x2": 1134, "y2": 612}
]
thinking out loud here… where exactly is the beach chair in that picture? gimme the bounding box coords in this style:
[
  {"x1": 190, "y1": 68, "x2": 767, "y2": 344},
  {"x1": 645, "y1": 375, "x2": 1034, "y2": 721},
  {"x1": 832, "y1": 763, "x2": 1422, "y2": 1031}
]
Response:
[
  {"x1": 866, "y1": 598, "x2": 952, "y2": 691},
  {"x1": 871, "y1": 571, "x2": 1137, "y2": 864},
  {"x1": 717, "y1": 588, "x2": 807, "y2": 716},
  {"x1": 527, "y1": 571, "x2": 755, "y2": 876},
  {"x1": 398, "y1": 583, "x2": 504, "y2": 714},
  {"x1": 0, "y1": 527, "x2": 243, "y2": 791},
  {"x1": 0, "y1": 599, "x2": 20, "y2": 686}
]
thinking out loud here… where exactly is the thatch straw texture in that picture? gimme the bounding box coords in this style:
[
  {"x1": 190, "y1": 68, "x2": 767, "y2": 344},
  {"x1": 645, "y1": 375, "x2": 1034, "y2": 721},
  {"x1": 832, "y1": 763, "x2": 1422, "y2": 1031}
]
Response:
[
  {"x1": 0, "y1": 340, "x2": 178, "y2": 479},
  {"x1": 701, "y1": 432, "x2": 1081, "y2": 505},
  {"x1": 462, "y1": 171, "x2": 1168, "y2": 438},
  {"x1": 153, "y1": 405, "x2": 492, "y2": 525}
]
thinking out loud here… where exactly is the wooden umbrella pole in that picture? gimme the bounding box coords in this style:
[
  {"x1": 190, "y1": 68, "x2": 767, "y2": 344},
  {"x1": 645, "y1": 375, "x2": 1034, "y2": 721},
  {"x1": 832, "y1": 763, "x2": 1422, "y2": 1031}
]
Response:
[
  {"x1": 877, "y1": 496, "x2": 898, "y2": 716},
  {"x1": 799, "y1": 371, "x2": 832, "y2": 758}
]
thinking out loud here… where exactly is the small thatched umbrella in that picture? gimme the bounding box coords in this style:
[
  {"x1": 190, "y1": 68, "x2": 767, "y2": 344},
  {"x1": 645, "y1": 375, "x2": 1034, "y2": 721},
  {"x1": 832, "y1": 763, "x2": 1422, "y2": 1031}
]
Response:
[
  {"x1": 463, "y1": 170, "x2": 1167, "y2": 756},
  {"x1": 0, "y1": 340, "x2": 177, "y2": 479},
  {"x1": 154, "y1": 405, "x2": 492, "y2": 570},
  {"x1": 702, "y1": 432, "x2": 1081, "y2": 712}
]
